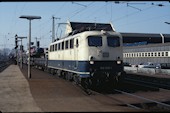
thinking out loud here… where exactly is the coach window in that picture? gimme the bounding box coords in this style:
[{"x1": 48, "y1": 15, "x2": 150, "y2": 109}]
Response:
[
  {"x1": 107, "y1": 36, "x2": 120, "y2": 47},
  {"x1": 88, "y1": 36, "x2": 102, "y2": 47},
  {"x1": 142, "y1": 53, "x2": 144, "y2": 57},
  {"x1": 162, "y1": 52, "x2": 164, "y2": 57},
  {"x1": 166, "y1": 52, "x2": 168, "y2": 56},
  {"x1": 158, "y1": 52, "x2": 160, "y2": 56},
  {"x1": 155, "y1": 52, "x2": 157, "y2": 57},
  {"x1": 148, "y1": 53, "x2": 150, "y2": 57},
  {"x1": 125, "y1": 53, "x2": 127, "y2": 57},
  {"x1": 62, "y1": 41, "x2": 64, "y2": 50},
  {"x1": 151, "y1": 52, "x2": 153, "y2": 57}
]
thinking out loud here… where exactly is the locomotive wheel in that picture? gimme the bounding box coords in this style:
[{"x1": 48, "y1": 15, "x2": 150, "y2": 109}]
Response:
[
  {"x1": 41, "y1": 67, "x2": 44, "y2": 71},
  {"x1": 81, "y1": 78, "x2": 90, "y2": 90},
  {"x1": 107, "y1": 76, "x2": 120, "y2": 89},
  {"x1": 73, "y1": 75, "x2": 80, "y2": 85},
  {"x1": 65, "y1": 72, "x2": 73, "y2": 81},
  {"x1": 61, "y1": 71, "x2": 66, "y2": 79}
]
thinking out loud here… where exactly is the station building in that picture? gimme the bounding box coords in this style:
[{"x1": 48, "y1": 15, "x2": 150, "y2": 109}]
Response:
[{"x1": 121, "y1": 32, "x2": 170, "y2": 67}]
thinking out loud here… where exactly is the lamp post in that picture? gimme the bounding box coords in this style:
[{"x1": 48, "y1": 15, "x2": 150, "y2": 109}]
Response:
[
  {"x1": 17, "y1": 36, "x2": 27, "y2": 69},
  {"x1": 19, "y1": 15, "x2": 41, "y2": 79},
  {"x1": 15, "y1": 34, "x2": 19, "y2": 66}
]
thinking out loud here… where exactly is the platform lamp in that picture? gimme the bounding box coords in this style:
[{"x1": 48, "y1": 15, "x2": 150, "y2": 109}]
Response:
[
  {"x1": 19, "y1": 15, "x2": 41, "y2": 79},
  {"x1": 17, "y1": 36, "x2": 27, "y2": 69}
]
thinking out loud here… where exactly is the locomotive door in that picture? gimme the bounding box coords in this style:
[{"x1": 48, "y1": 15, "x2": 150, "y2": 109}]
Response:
[{"x1": 74, "y1": 38, "x2": 79, "y2": 69}]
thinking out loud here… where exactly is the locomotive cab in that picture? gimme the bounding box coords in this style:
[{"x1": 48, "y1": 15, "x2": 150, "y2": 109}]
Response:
[{"x1": 85, "y1": 31, "x2": 124, "y2": 86}]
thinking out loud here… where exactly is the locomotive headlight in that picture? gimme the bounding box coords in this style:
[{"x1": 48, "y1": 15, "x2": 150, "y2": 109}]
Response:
[
  {"x1": 89, "y1": 56, "x2": 94, "y2": 64},
  {"x1": 90, "y1": 61, "x2": 94, "y2": 64},
  {"x1": 117, "y1": 60, "x2": 121, "y2": 64}
]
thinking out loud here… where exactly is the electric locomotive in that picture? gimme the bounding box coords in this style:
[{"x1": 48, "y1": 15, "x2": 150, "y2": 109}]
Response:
[{"x1": 47, "y1": 21, "x2": 125, "y2": 88}]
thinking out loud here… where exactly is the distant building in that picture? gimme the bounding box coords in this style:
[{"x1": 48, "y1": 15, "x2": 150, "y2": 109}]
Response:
[{"x1": 121, "y1": 32, "x2": 170, "y2": 66}]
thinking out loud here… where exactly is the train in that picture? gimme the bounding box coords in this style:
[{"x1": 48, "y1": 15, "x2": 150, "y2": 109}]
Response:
[{"x1": 31, "y1": 22, "x2": 125, "y2": 88}]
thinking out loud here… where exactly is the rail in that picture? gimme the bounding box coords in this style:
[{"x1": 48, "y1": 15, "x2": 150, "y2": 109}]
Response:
[
  {"x1": 0, "y1": 60, "x2": 13, "y2": 72},
  {"x1": 114, "y1": 89, "x2": 170, "y2": 111}
]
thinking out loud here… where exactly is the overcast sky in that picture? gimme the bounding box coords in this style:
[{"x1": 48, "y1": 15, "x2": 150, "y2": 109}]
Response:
[{"x1": 0, "y1": 1, "x2": 170, "y2": 50}]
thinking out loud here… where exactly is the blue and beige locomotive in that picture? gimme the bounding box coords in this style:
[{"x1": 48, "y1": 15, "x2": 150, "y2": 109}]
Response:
[{"x1": 34, "y1": 21, "x2": 125, "y2": 88}]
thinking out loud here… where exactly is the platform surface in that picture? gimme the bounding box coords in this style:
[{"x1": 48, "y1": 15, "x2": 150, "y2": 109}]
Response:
[{"x1": 0, "y1": 65, "x2": 42, "y2": 112}]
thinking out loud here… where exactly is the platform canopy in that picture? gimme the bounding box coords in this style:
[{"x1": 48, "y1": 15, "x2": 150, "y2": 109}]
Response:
[{"x1": 121, "y1": 32, "x2": 170, "y2": 44}]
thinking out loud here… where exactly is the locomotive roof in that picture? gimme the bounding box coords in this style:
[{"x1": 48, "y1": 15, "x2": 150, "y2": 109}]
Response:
[{"x1": 69, "y1": 21, "x2": 115, "y2": 32}]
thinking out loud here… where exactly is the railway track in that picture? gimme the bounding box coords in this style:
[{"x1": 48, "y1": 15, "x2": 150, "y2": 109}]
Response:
[
  {"x1": 85, "y1": 78, "x2": 170, "y2": 112},
  {"x1": 125, "y1": 77, "x2": 170, "y2": 90},
  {"x1": 22, "y1": 65, "x2": 170, "y2": 111},
  {"x1": 0, "y1": 60, "x2": 12, "y2": 72},
  {"x1": 87, "y1": 87, "x2": 170, "y2": 112},
  {"x1": 113, "y1": 89, "x2": 170, "y2": 111},
  {"x1": 119, "y1": 75, "x2": 170, "y2": 111},
  {"x1": 125, "y1": 73, "x2": 170, "y2": 90}
]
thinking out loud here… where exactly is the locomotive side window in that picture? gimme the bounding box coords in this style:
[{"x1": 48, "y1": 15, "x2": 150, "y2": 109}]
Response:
[
  {"x1": 76, "y1": 39, "x2": 79, "y2": 47},
  {"x1": 55, "y1": 44, "x2": 57, "y2": 51},
  {"x1": 88, "y1": 36, "x2": 102, "y2": 47},
  {"x1": 70, "y1": 39, "x2": 74, "y2": 49},
  {"x1": 53, "y1": 45, "x2": 55, "y2": 51},
  {"x1": 62, "y1": 41, "x2": 64, "y2": 50},
  {"x1": 107, "y1": 36, "x2": 120, "y2": 47},
  {"x1": 65, "y1": 40, "x2": 69, "y2": 49},
  {"x1": 50, "y1": 46, "x2": 52, "y2": 52},
  {"x1": 58, "y1": 43, "x2": 60, "y2": 50}
]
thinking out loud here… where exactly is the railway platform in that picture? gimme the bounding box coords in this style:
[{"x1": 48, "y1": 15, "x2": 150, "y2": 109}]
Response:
[
  {"x1": 0, "y1": 64, "x2": 42, "y2": 112},
  {"x1": 0, "y1": 64, "x2": 144, "y2": 112}
]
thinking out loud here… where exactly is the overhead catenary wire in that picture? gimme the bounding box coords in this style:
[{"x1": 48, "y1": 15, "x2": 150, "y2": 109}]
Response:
[
  {"x1": 112, "y1": 4, "x2": 156, "y2": 23},
  {"x1": 1, "y1": 1, "x2": 169, "y2": 50},
  {"x1": 118, "y1": 14, "x2": 170, "y2": 28},
  {"x1": 68, "y1": 2, "x2": 94, "y2": 20},
  {"x1": 9, "y1": 3, "x2": 27, "y2": 37},
  {"x1": 112, "y1": 2, "x2": 170, "y2": 31}
]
